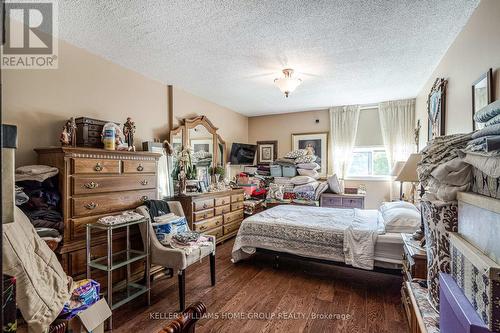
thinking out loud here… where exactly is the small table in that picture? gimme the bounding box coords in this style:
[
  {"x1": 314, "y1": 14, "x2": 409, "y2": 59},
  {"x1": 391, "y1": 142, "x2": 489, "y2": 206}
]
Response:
[
  {"x1": 401, "y1": 233, "x2": 427, "y2": 281},
  {"x1": 86, "y1": 218, "x2": 150, "y2": 329}
]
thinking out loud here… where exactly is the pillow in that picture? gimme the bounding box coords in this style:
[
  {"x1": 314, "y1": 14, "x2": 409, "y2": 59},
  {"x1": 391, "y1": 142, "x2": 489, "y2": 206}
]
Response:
[
  {"x1": 293, "y1": 181, "x2": 319, "y2": 193},
  {"x1": 284, "y1": 149, "x2": 307, "y2": 159},
  {"x1": 381, "y1": 208, "x2": 420, "y2": 233},
  {"x1": 296, "y1": 162, "x2": 320, "y2": 170},
  {"x1": 314, "y1": 182, "x2": 329, "y2": 200},
  {"x1": 290, "y1": 175, "x2": 316, "y2": 185},
  {"x1": 327, "y1": 174, "x2": 342, "y2": 194},
  {"x1": 294, "y1": 155, "x2": 317, "y2": 164},
  {"x1": 294, "y1": 191, "x2": 316, "y2": 201},
  {"x1": 379, "y1": 201, "x2": 419, "y2": 214},
  {"x1": 297, "y1": 168, "x2": 319, "y2": 179}
]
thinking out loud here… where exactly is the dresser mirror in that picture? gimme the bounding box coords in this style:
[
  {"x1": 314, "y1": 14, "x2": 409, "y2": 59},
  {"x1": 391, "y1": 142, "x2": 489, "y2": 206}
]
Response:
[{"x1": 169, "y1": 116, "x2": 227, "y2": 192}]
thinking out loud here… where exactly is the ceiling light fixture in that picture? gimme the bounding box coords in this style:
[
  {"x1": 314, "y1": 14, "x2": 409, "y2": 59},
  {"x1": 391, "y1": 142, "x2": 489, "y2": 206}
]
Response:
[{"x1": 274, "y1": 68, "x2": 302, "y2": 98}]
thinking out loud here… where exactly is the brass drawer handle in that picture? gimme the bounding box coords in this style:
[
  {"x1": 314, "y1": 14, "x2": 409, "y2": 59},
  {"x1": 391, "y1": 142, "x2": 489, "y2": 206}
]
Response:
[
  {"x1": 221, "y1": 200, "x2": 226, "y2": 204},
  {"x1": 137, "y1": 164, "x2": 144, "y2": 172},
  {"x1": 140, "y1": 180, "x2": 149, "y2": 185},
  {"x1": 203, "y1": 203, "x2": 208, "y2": 209},
  {"x1": 94, "y1": 163, "x2": 103, "y2": 172},
  {"x1": 141, "y1": 195, "x2": 149, "y2": 202},
  {"x1": 200, "y1": 225, "x2": 207, "y2": 231},
  {"x1": 84, "y1": 181, "x2": 99, "y2": 189},
  {"x1": 85, "y1": 202, "x2": 97, "y2": 210}
]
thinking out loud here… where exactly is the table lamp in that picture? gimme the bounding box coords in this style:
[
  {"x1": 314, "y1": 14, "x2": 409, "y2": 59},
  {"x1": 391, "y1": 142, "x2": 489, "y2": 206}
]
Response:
[{"x1": 395, "y1": 153, "x2": 422, "y2": 201}]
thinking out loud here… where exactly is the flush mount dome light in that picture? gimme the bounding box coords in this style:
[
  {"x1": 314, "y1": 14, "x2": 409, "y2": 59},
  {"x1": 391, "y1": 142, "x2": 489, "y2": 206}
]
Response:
[{"x1": 274, "y1": 68, "x2": 302, "y2": 98}]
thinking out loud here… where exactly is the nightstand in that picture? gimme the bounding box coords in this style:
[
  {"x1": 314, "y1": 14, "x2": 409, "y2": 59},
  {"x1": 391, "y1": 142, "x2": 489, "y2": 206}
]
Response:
[
  {"x1": 401, "y1": 233, "x2": 427, "y2": 281},
  {"x1": 320, "y1": 193, "x2": 365, "y2": 209}
]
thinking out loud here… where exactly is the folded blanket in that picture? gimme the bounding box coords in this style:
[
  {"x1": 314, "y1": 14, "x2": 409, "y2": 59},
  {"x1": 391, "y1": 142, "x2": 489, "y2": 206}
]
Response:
[
  {"x1": 15, "y1": 165, "x2": 59, "y2": 182},
  {"x1": 460, "y1": 150, "x2": 500, "y2": 178},
  {"x1": 466, "y1": 135, "x2": 500, "y2": 153},
  {"x1": 471, "y1": 123, "x2": 500, "y2": 139},
  {"x1": 484, "y1": 114, "x2": 500, "y2": 127},
  {"x1": 427, "y1": 177, "x2": 469, "y2": 202},
  {"x1": 274, "y1": 157, "x2": 296, "y2": 167},
  {"x1": 430, "y1": 157, "x2": 471, "y2": 186},
  {"x1": 474, "y1": 101, "x2": 500, "y2": 123}
]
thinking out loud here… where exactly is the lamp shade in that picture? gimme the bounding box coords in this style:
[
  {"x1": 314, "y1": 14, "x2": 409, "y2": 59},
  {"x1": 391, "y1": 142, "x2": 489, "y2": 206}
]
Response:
[
  {"x1": 395, "y1": 153, "x2": 422, "y2": 182},
  {"x1": 391, "y1": 161, "x2": 406, "y2": 177}
]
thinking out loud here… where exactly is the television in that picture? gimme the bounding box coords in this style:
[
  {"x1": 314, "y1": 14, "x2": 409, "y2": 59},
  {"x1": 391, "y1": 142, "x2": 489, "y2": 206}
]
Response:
[{"x1": 229, "y1": 143, "x2": 257, "y2": 165}]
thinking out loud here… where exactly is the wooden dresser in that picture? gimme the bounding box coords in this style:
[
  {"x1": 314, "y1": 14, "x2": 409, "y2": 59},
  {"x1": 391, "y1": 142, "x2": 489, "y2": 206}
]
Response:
[
  {"x1": 35, "y1": 147, "x2": 160, "y2": 283},
  {"x1": 320, "y1": 193, "x2": 365, "y2": 209},
  {"x1": 171, "y1": 189, "x2": 245, "y2": 243}
]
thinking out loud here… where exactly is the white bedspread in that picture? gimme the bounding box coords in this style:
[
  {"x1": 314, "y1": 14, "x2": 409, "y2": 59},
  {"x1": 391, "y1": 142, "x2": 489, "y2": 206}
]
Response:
[{"x1": 231, "y1": 205, "x2": 382, "y2": 270}]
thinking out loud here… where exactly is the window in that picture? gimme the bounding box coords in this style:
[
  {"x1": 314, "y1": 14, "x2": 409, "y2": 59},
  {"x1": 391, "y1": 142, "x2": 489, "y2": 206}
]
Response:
[{"x1": 347, "y1": 147, "x2": 390, "y2": 177}]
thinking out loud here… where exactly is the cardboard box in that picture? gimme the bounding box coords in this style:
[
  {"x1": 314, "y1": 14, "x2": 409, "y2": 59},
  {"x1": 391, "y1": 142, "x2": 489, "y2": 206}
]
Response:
[{"x1": 60, "y1": 299, "x2": 112, "y2": 333}]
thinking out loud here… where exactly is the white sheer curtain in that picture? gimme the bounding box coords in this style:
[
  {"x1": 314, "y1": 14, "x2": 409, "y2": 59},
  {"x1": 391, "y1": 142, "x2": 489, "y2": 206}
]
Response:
[
  {"x1": 329, "y1": 105, "x2": 360, "y2": 178},
  {"x1": 378, "y1": 99, "x2": 416, "y2": 169}
]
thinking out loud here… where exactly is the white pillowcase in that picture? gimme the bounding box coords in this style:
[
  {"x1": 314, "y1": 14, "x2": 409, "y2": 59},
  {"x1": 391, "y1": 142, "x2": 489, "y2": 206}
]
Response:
[
  {"x1": 314, "y1": 182, "x2": 329, "y2": 200},
  {"x1": 381, "y1": 207, "x2": 421, "y2": 233},
  {"x1": 297, "y1": 168, "x2": 319, "y2": 179},
  {"x1": 327, "y1": 174, "x2": 342, "y2": 194},
  {"x1": 296, "y1": 162, "x2": 320, "y2": 170},
  {"x1": 293, "y1": 182, "x2": 319, "y2": 193},
  {"x1": 379, "y1": 201, "x2": 419, "y2": 213},
  {"x1": 290, "y1": 175, "x2": 316, "y2": 185}
]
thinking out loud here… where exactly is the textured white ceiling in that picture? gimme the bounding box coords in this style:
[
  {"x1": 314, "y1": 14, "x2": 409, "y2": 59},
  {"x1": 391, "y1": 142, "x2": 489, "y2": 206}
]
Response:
[{"x1": 58, "y1": 0, "x2": 479, "y2": 116}]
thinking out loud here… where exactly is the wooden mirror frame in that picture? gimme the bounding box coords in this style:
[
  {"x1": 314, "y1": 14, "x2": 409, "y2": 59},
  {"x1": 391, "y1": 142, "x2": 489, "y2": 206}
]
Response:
[
  {"x1": 169, "y1": 116, "x2": 226, "y2": 169},
  {"x1": 217, "y1": 134, "x2": 227, "y2": 166}
]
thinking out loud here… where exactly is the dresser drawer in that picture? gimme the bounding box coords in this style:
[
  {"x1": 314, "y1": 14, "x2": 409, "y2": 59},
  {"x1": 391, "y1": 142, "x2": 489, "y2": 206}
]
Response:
[
  {"x1": 72, "y1": 175, "x2": 156, "y2": 195},
  {"x1": 71, "y1": 189, "x2": 155, "y2": 217},
  {"x1": 204, "y1": 226, "x2": 223, "y2": 239},
  {"x1": 342, "y1": 197, "x2": 363, "y2": 208},
  {"x1": 223, "y1": 220, "x2": 241, "y2": 235},
  {"x1": 193, "y1": 208, "x2": 214, "y2": 222},
  {"x1": 193, "y1": 198, "x2": 214, "y2": 211},
  {"x1": 193, "y1": 216, "x2": 223, "y2": 232},
  {"x1": 231, "y1": 194, "x2": 244, "y2": 203},
  {"x1": 72, "y1": 158, "x2": 120, "y2": 174},
  {"x1": 231, "y1": 202, "x2": 243, "y2": 211},
  {"x1": 214, "y1": 204, "x2": 230, "y2": 216},
  {"x1": 122, "y1": 160, "x2": 156, "y2": 174},
  {"x1": 321, "y1": 195, "x2": 342, "y2": 207},
  {"x1": 224, "y1": 209, "x2": 244, "y2": 224},
  {"x1": 215, "y1": 196, "x2": 231, "y2": 207}
]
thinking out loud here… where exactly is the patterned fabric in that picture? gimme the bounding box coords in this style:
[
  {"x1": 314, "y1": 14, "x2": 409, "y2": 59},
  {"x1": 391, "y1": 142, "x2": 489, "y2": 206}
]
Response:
[
  {"x1": 471, "y1": 167, "x2": 500, "y2": 199},
  {"x1": 294, "y1": 191, "x2": 316, "y2": 201},
  {"x1": 284, "y1": 149, "x2": 307, "y2": 159},
  {"x1": 485, "y1": 114, "x2": 500, "y2": 127},
  {"x1": 410, "y1": 282, "x2": 440, "y2": 333},
  {"x1": 294, "y1": 155, "x2": 317, "y2": 164},
  {"x1": 421, "y1": 200, "x2": 458, "y2": 310},
  {"x1": 451, "y1": 242, "x2": 500, "y2": 332},
  {"x1": 474, "y1": 105, "x2": 500, "y2": 123}
]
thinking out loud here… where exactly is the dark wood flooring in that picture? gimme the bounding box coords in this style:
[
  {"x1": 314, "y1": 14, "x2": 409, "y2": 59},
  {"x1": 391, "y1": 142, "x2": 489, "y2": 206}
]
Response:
[{"x1": 112, "y1": 239, "x2": 409, "y2": 333}]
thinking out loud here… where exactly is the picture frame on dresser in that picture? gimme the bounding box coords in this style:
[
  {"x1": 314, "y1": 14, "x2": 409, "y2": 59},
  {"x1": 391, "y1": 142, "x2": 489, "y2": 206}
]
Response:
[
  {"x1": 256, "y1": 140, "x2": 278, "y2": 165},
  {"x1": 472, "y1": 68, "x2": 493, "y2": 130},
  {"x1": 291, "y1": 132, "x2": 328, "y2": 177}
]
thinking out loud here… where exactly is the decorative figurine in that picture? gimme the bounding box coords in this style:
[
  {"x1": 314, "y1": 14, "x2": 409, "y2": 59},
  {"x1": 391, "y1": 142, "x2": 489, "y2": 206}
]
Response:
[
  {"x1": 60, "y1": 117, "x2": 77, "y2": 146},
  {"x1": 414, "y1": 119, "x2": 421, "y2": 152},
  {"x1": 123, "y1": 117, "x2": 136, "y2": 150}
]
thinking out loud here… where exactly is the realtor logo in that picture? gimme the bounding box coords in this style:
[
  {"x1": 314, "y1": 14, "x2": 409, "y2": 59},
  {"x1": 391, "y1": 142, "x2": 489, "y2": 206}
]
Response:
[{"x1": 2, "y1": 0, "x2": 58, "y2": 69}]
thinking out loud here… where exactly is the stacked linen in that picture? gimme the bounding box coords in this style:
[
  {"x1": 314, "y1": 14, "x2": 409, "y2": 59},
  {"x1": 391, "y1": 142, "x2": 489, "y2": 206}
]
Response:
[
  {"x1": 296, "y1": 162, "x2": 321, "y2": 179},
  {"x1": 417, "y1": 133, "x2": 472, "y2": 201},
  {"x1": 274, "y1": 149, "x2": 319, "y2": 177},
  {"x1": 467, "y1": 101, "x2": 500, "y2": 153},
  {"x1": 291, "y1": 176, "x2": 318, "y2": 201}
]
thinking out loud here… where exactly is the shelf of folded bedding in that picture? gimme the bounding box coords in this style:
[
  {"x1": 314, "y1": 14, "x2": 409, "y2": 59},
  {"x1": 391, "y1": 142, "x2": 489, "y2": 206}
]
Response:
[{"x1": 89, "y1": 249, "x2": 147, "y2": 271}]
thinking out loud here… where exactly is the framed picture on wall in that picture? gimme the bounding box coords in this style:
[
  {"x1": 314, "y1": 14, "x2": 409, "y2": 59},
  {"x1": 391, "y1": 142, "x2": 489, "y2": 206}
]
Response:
[
  {"x1": 472, "y1": 68, "x2": 493, "y2": 130},
  {"x1": 291, "y1": 132, "x2": 328, "y2": 177},
  {"x1": 427, "y1": 78, "x2": 447, "y2": 141},
  {"x1": 256, "y1": 140, "x2": 278, "y2": 165}
]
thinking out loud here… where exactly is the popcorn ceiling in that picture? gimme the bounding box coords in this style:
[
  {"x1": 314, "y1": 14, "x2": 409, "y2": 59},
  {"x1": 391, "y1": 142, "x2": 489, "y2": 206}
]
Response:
[{"x1": 58, "y1": 0, "x2": 479, "y2": 116}]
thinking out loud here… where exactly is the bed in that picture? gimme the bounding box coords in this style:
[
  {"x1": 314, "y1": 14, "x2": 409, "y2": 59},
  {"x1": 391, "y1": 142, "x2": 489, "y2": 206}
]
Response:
[{"x1": 231, "y1": 205, "x2": 406, "y2": 271}]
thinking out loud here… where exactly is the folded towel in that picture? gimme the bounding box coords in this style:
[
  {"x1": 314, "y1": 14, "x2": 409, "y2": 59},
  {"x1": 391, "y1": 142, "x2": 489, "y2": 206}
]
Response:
[
  {"x1": 15, "y1": 165, "x2": 59, "y2": 182},
  {"x1": 471, "y1": 123, "x2": 500, "y2": 139}
]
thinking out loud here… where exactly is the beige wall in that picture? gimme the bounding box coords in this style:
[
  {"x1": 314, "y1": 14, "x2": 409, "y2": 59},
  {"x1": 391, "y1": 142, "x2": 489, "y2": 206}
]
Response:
[
  {"x1": 416, "y1": 0, "x2": 500, "y2": 148},
  {"x1": 2, "y1": 39, "x2": 169, "y2": 166},
  {"x1": 248, "y1": 109, "x2": 392, "y2": 208},
  {"x1": 2, "y1": 38, "x2": 247, "y2": 168}
]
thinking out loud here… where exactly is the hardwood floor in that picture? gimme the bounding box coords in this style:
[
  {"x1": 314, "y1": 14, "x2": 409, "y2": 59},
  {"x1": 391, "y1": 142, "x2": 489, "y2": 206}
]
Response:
[{"x1": 112, "y1": 239, "x2": 409, "y2": 333}]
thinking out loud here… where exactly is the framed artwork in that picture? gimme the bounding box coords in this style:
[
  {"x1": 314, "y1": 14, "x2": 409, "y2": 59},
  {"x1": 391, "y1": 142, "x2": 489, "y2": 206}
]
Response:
[
  {"x1": 291, "y1": 132, "x2": 328, "y2": 177},
  {"x1": 427, "y1": 78, "x2": 447, "y2": 141},
  {"x1": 472, "y1": 68, "x2": 493, "y2": 130},
  {"x1": 190, "y1": 139, "x2": 213, "y2": 154},
  {"x1": 256, "y1": 140, "x2": 278, "y2": 165}
]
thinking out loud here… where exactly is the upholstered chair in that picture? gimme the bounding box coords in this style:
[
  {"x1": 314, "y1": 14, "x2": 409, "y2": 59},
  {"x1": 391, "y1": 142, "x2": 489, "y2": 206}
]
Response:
[{"x1": 136, "y1": 202, "x2": 215, "y2": 311}]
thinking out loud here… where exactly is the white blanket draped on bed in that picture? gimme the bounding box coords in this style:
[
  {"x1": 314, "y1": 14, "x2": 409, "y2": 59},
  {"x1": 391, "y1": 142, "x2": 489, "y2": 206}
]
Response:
[{"x1": 231, "y1": 205, "x2": 383, "y2": 270}]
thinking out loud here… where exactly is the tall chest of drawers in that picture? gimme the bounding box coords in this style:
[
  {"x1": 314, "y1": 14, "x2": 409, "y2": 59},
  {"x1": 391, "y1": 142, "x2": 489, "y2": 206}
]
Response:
[
  {"x1": 172, "y1": 189, "x2": 245, "y2": 243},
  {"x1": 35, "y1": 147, "x2": 160, "y2": 282}
]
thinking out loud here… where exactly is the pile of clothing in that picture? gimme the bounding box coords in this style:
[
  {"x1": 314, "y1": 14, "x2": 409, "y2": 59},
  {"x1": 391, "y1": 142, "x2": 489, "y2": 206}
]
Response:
[
  {"x1": 274, "y1": 149, "x2": 320, "y2": 178},
  {"x1": 417, "y1": 133, "x2": 472, "y2": 202},
  {"x1": 16, "y1": 165, "x2": 64, "y2": 236},
  {"x1": 170, "y1": 231, "x2": 213, "y2": 255}
]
